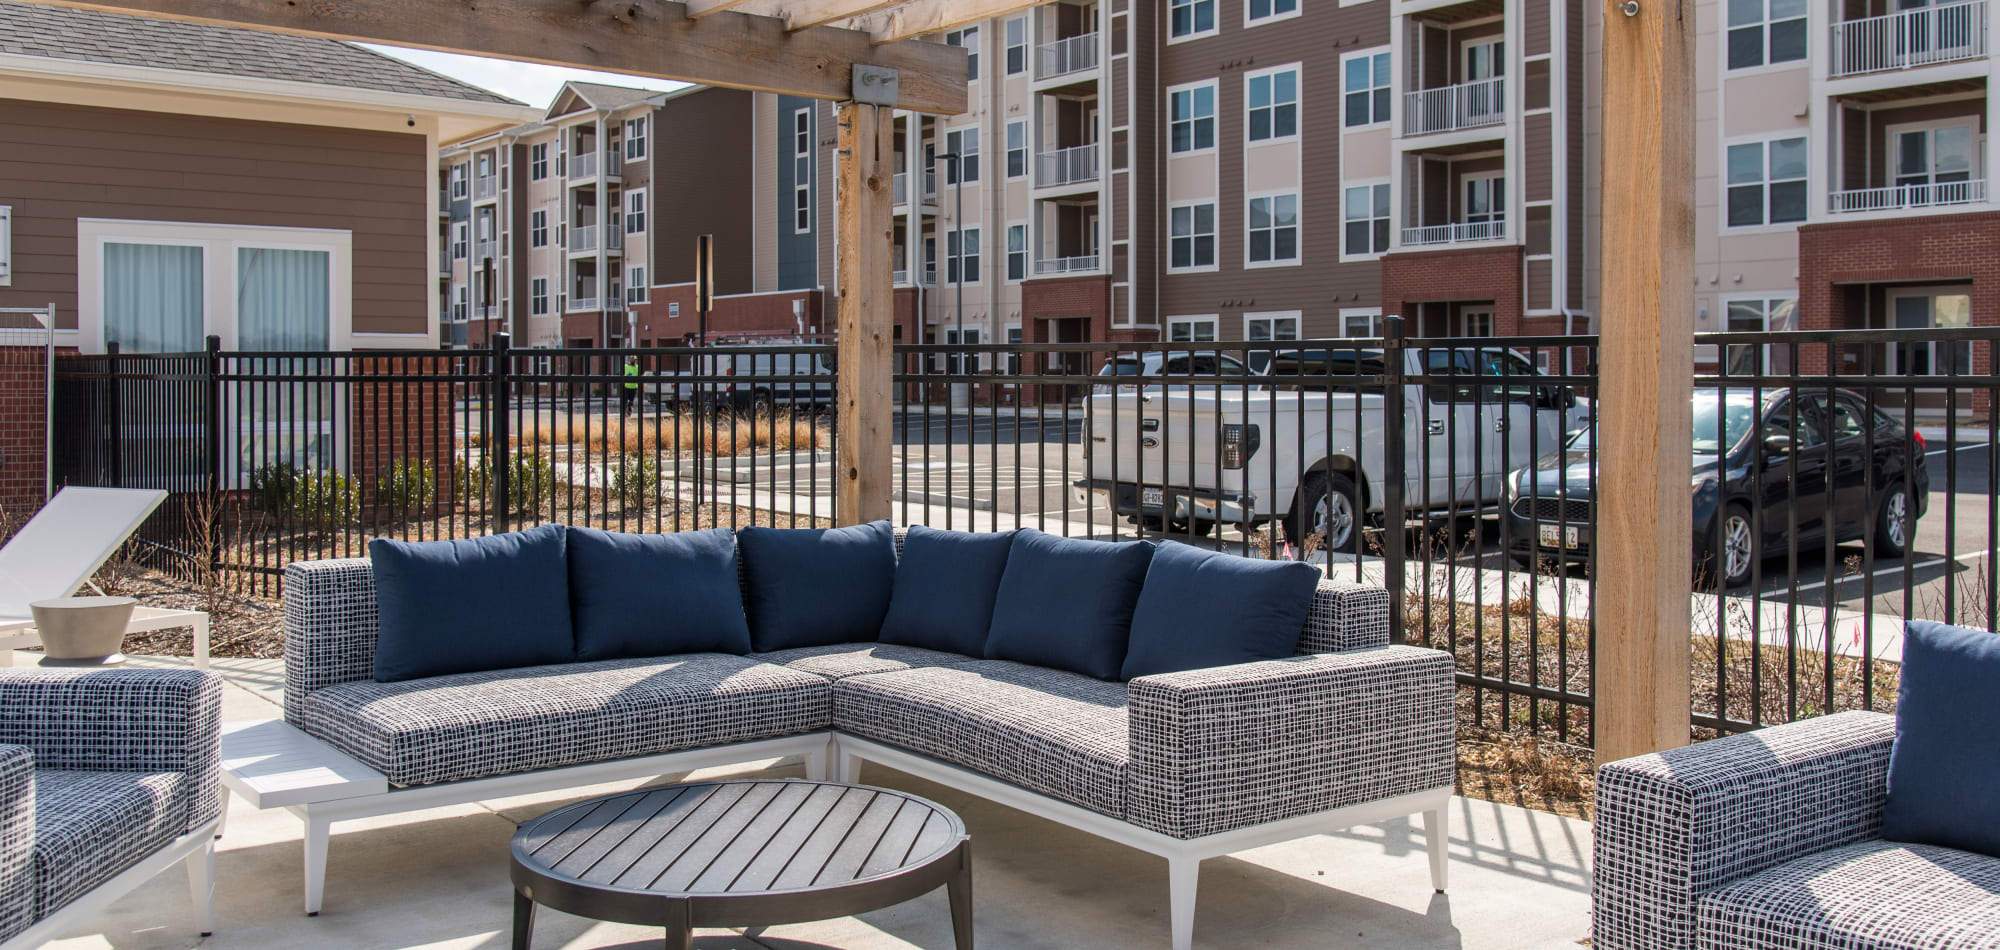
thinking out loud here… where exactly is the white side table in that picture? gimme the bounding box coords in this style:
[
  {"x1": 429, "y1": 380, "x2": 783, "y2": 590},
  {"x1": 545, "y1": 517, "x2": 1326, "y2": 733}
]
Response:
[{"x1": 0, "y1": 606, "x2": 209, "y2": 668}]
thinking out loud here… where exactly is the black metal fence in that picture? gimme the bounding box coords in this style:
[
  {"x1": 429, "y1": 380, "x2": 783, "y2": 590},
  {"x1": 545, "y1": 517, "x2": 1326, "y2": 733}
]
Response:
[{"x1": 49, "y1": 325, "x2": 2000, "y2": 750}]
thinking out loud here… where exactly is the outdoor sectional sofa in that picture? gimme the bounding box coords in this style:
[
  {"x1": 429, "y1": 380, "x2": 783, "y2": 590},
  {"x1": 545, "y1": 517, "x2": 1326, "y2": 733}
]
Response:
[{"x1": 282, "y1": 524, "x2": 1455, "y2": 949}]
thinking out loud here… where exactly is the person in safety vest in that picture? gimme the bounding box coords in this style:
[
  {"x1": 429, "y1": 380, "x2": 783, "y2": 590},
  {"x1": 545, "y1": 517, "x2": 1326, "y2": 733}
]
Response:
[{"x1": 620, "y1": 355, "x2": 641, "y2": 415}]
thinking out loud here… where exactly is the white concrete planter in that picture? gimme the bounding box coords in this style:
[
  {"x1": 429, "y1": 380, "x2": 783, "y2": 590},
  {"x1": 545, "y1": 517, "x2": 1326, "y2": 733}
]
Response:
[{"x1": 30, "y1": 595, "x2": 136, "y2": 666}]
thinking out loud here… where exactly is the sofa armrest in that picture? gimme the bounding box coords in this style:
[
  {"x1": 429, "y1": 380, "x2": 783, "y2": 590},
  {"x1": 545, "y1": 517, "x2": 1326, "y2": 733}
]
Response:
[
  {"x1": 0, "y1": 745, "x2": 31, "y2": 943},
  {"x1": 282, "y1": 557, "x2": 379, "y2": 724},
  {"x1": 1591, "y1": 710, "x2": 1895, "y2": 950},
  {"x1": 0, "y1": 670, "x2": 222, "y2": 834},
  {"x1": 1299, "y1": 580, "x2": 1391, "y2": 654},
  {"x1": 1126, "y1": 645, "x2": 1455, "y2": 839}
]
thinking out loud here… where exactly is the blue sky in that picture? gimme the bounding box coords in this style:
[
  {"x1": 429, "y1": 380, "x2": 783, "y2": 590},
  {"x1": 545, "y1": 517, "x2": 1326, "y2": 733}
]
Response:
[{"x1": 365, "y1": 45, "x2": 689, "y2": 107}]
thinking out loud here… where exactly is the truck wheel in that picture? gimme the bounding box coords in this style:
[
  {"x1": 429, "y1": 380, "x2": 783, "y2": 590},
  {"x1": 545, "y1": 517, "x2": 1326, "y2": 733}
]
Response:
[{"x1": 1286, "y1": 471, "x2": 1361, "y2": 554}]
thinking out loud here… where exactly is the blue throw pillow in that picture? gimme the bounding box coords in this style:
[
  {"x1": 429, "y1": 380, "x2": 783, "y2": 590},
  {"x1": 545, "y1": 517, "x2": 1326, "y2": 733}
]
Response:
[
  {"x1": 1121, "y1": 541, "x2": 1320, "y2": 679},
  {"x1": 369, "y1": 524, "x2": 574, "y2": 682},
  {"x1": 879, "y1": 527, "x2": 1015, "y2": 655},
  {"x1": 984, "y1": 529, "x2": 1153, "y2": 680},
  {"x1": 1882, "y1": 620, "x2": 2000, "y2": 858},
  {"x1": 567, "y1": 526, "x2": 750, "y2": 660},
  {"x1": 738, "y1": 520, "x2": 896, "y2": 651}
]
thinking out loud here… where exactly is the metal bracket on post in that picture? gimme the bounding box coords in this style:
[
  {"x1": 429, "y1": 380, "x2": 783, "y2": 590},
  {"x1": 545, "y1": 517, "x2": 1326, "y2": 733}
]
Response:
[{"x1": 851, "y1": 65, "x2": 900, "y2": 106}]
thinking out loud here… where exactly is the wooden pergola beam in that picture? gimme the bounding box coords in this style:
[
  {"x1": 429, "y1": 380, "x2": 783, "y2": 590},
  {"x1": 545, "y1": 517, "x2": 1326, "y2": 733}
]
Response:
[
  {"x1": 846, "y1": 0, "x2": 1049, "y2": 44},
  {"x1": 15, "y1": 0, "x2": 971, "y2": 113}
]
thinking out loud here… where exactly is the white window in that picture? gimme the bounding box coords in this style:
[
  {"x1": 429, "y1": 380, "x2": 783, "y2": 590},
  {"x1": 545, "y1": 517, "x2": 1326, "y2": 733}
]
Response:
[
  {"x1": 624, "y1": 117, "x2": 648, "y2": 159},
  {"x1": 947, "y1": 27, "x2": 980, "y2": 80},
  {"x1": 1458, "y1": 309, "x2": 1494, "y2": 336},
  {"x1": 0, "y1": 205, "x2": 10, "y2": 286},
  {"x1": 793, "y1": 109, "x2": 813, "y2": 234},
  {"x1": 1464, "y1": 175, "x2": 1505, "y2": 226},
  {"x1": 944, "y1": 327, "x2": 984, "y2": 373},
  {"x1": 1005, "y1": 325, "x2": 1023, "y2": 375},
  {"x1": 627, "y1": 267, "x2": 648, "y2": 304},
  {"x1": 1343, "y1": 182, "x2": 1390, "y2": 257},
  {"x1": 1170, "y1": 0, "x2": 1216, "y2": 39},
  {"x1": 1006, "y1": 120, "x2": 1028, "y2": 180},
  {"x1": 1005, "y1": 17, "x2": 1027, "y2": 75},
  {"x1": 1726, "y1": 136, "x2": 1807, "y2": 227},
  {"x1": 1169, "y1": 83, "x2": 1217, "y2": 153},
  {"x1": 1247, "y1": 193, "x2": 1299, "y2": 265},
  {"x1": 530, "y1": 143, "x2": 549, "y2": 181},
  {"x1": 1245, "y1": 312, "x2": 1300, "y2": 342},
  {"x1": 947, "y1": 227, "x2": 981, "y2": 283},
  {"x1": 531, "y1": 277, "x2": 549, "y2": 316},
  {"x1": 1168, "y1": 316, "x2": 1219, "y2": 342},
  {"x1": 1339, "y1": 307, "x2": 1384, "y2": 337},
  {"x1": 946, "y1": 127, "x2": 981, "y2": 182},
  {"x1": 1727, "y1": 0, "x2": 1806, "y2": 70},
  {"x1": 1888, "y1": 289, "x2": 1974, "y2": 376},
  {"x1": 449, "y1": 164, "x2": 468, "y2": 199},
  {"x1": 1007, "y1": 223, "x2": 1027, "y2": 281},
  {"x1": 1247, "y1": 0, "x2": 1298, "y2": 23},
  {"x1": 1169, "y1": 202, "x2": 1217, "y2": 270},
  {"x1": 1343, "y1": 50, "x2": 1391, "y2": 127},
  {"x1": 531, "y1": 210, "x2": 548, "y2": 248},
  {"x1": 1246, "y1": 67, "x2": 1299, "y2": 143},
  {"x1": 1722, "y1": 296, "x2": 1798, "y2": 375},
  {"x1": 451, "y1": 222, "x2": 468, "y2": 260},
  {"x1": 626, "y1": 191, "x2": 647, "y2": 234},
  {"x1": 1891, "y1": 122, "x2": 1979, "y2": 198},
  {"x1": 454, "y1": 286, "x2": 467, "y2": 322}
]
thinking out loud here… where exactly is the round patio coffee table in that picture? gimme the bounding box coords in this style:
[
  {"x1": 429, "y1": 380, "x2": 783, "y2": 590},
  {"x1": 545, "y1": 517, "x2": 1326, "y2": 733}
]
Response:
[{"x1": 509, "y1": 779, "x2": 972, "y2": 950}]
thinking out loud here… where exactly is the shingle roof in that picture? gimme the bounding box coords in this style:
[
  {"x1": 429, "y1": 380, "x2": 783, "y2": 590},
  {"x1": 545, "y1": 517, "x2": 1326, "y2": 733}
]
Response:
[
  {"x1": 0, "y1": 0, "x2": 522, "y2": 106},
  {"x1": 562, "y1": 81, "x2": 663, "y2": 111}
]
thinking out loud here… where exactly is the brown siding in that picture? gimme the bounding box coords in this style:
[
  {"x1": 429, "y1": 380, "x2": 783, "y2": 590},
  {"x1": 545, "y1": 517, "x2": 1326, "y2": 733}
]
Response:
[
  {"x1": 1524, "y1": 0, "x2": 1551, "y2": 56},
  {"x1": 1564, "y1": 0, "x2": 1585, "y2": 307},
  {"x1": 0, "y1": 98, "x2": 430, "y2": 335},
  {"x1": 1525, "y1": 113, "x2": 1554, "y2": 202},
  {"x1": 651, "y1": 88, "x2": 756, "y2": 295}
]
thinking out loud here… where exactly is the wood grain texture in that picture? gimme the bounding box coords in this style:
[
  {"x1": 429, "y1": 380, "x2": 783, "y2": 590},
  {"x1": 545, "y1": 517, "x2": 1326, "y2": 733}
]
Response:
[
  {"x1": 12, "y1": 0, "x2": 971, "y2": 114},
  {"x1": 834, "y1": 101, "x2": 895, "y2": 525},
  {"x1": 1595, "y1": 0, "x2": 1695, "y2": 764}
]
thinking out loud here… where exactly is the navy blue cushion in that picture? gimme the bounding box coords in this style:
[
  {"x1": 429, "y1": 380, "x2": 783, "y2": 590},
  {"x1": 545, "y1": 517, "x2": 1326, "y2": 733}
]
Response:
[
  {"x1": 1121, "y1": 541, "x2": 1320, "y2": 679},
  {"x1": 984, "y1": 530, "x2": 1153, "y2": 680},
  {"x1": 566, "y1": 526, "x2": 751, "y2": 660},
  {"x1": 738, "y1": 520, "x2": 896, "y2": 652},
  {"x1": 1882, "y1": 620, "x2": 2000, "y2": 858},
  {"x1": 369, "y1": 524, "x2": 574, "y2": 682},
  {"x1": 878, "y1": 527, "x2": 1014, "y2": 655}
]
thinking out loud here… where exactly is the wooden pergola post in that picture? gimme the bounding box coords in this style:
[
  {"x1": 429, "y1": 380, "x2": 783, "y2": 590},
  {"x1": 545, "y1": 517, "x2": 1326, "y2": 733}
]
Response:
[
  {"x1": 834, "y1": 101, "x2": 896, "y2": 525},
  {"x1": 1596, "y1": 0, "x2": 1696, "y2": 763}
]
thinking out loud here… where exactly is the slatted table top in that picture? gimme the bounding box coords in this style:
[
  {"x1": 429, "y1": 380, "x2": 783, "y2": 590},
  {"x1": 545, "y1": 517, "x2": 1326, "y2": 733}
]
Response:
[{"x1": 511, "y1": 779, "x2": 967, "y2": 902}]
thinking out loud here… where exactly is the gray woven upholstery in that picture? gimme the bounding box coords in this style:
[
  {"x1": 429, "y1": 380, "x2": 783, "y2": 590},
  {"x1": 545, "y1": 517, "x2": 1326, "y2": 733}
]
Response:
[
  {"x1": 833, "y1": 661, "x2": 1131, "y2": 818},
  {"x1": 298, "y1": 654, "x2": 832, "y2": 787},
  {"x1": 1697, "y1": 840, "x2": 2000, "y2": 950},
  {"x1": 31, "y1": 770, "x2": 187, "y2": 919},
  {"x1": 1300, "y1": 579, "x2": 1392, "y2": 654},
  {"x1": 0, "y1": 746, "x2": 31, "y2": 942},
  {"x1": 1126, "y1": 645, "x2": 1455, "y2": 839},
  {"x1": 0, "y1": 669, "x2": 222, "y2": 833},
  {"x1": 1592, "y1": 710, "x2": 1897, "y2": 950},
  {"x1": 282, "y1": 558, "x2": 380, "y2": 725},
  {"x1": 751, "y1": 643, "x2": 977, "y2": 680}
]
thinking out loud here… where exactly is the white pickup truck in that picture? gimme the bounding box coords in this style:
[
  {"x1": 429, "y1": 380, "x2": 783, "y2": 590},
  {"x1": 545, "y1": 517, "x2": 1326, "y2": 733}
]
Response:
[{"x1": 1076, "y1": 346, "x2": 1591, "y2": 551}]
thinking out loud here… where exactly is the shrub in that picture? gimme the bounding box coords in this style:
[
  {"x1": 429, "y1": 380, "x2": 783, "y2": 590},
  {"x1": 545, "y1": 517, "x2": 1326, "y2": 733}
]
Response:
[
  {"x1": 375, "y1": 458, "x2": 436, "y2": 511},
  {"x1": 249, "y1": 462, "x2": 302, "y2": 515},
  {"x1": 609, "y1": 454, "x2": 662, "y2": 510},
  {"x1": 453, "y1": 458, "x2": 492, "y2": 507},
  {"x1": 508, "y1": 454, "x2": 555, "y2": 510},
  {"x1": 288, "y1": 470, "x2": 360, "y2": 533}
]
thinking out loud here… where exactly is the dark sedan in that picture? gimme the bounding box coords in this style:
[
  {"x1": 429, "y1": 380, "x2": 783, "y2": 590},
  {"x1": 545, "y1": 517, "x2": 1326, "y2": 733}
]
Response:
[{"x1": 1504, "y1": 388, "x2": 1931, "y2": 588}]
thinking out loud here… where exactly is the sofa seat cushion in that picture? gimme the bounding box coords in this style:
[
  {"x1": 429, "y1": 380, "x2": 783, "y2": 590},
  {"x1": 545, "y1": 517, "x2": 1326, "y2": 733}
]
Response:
[
  {"x1": 833, "y1": 660, "x2": 1129, "y2": 818},
  {"x1": 298, "y1": 655, "x2": 831, "y2": 787},
  {"x1": 1697, "y1": 840, "x2": 2000, "y2": 950},
  {"x1": 34, "y1": 770, "x2": 188, "y2": 919},
  {"x1": 750, "y1": 643, "x2": 977, "y2": 680}
]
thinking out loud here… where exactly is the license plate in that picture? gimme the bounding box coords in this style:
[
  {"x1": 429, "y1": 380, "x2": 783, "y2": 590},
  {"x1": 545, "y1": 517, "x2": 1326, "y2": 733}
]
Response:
[
  {"x1": 1538, "y1": 523, "x2": 1581, "y2": 549},
  {"x1": 1141, "y1": 487, "x2": 1164, "y2": 507}
]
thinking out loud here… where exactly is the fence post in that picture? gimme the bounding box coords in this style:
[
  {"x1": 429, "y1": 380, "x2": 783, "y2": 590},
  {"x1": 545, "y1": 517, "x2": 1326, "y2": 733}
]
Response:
[
  {"x1": 489, "y1": 333, "x2": 512, "y2": 534},
  {"x1": 1382, "y1": 316, "x2": 1408, "y2": 644},
  {"x1": 104, "y1": 341, "x2": 122, "y2": 487},
  {"x1": 204, "y1": 335, "x2": 223, "y2": 576}
]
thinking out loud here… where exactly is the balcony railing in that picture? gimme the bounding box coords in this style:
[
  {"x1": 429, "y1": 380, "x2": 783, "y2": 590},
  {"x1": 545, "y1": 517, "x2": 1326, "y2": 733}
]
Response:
[
  {"x1": 569, "y1": 150, "x2": 623, "y2": 180},
  {"x1": 894, "y1": 172, "x2": 908, "y2": 204},
  {"x1": 437, "y1": 188, "x2": 450, "y2": 210},
  {"x1": 572, "y1": 224, "x2": 597, "y2": 252},
  {"x1": 1830, "y1": 0, "x2": 1986, "y2": 77},
  {"x1": 472, "y1": 240, "x2": 497, "y2": 263},
  {"x1": 893, "y1": 268, "x2": 909, "y2": 284},
  {"x1": 569, "y1": 295, "x2": 599, "y2": 312},
  {"x1": 1402, "y1": 77, "x2": 1507, "y2": 136},
  {"x1": 1037, "y1": 144, "x2": 1100, "y2": 187},
  {"x1": 1401, "y1": 219, "x2": 1507, "y2": 246},
  {"x1": 473, "y1": 177, "x2": 497, "y2": 201},
  {"x1": 438, "y1": 249, "x2": 450, "y2": 274},
  {"x1": 1036, "y1": 32, "x2": 1099, "y2": 80},
  {"x1": 1829, "y1": 178, "x2": 1988, "y2": 213},
  {"x1": 1034, "y1": 254, "x2": 1099, "y2": 275}
]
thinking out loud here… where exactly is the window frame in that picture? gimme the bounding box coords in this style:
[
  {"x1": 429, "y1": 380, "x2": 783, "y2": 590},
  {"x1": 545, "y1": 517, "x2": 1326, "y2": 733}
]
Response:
[
  {"x1": 1168, "y1": 0, "x2": 1218, "y2": 41},
  {"x1": 1338, "y1": 307, "x2": 1384, "y2": 338},
  {"x1": 1245, "y1": 64, "x2": 1301, "y2": 145},
  {"x1": 1004, "y1": 16, "x2": 1028, "y2": 75},
  {"x1": 1006, "y1": 222, "x2": 1028, "y2": 282},
  {"x1": 1167, "y1": 315, "x2": 1220, "y2": 343},
  {"x1": 1245, "y1": 191, "x2": 1301, "y2": 268},
  {"x1": 1726, "y1": 0, "x2": 1807, "y2": 71},
  {"x1": 1167, "y1": 200, "x2": 1219, "y2": 273},
  {"x1": 945, "y1": 127, "x2": 982, "y2": 183},
  {"x1": 1005, "y1": 119, "x2": 1029, "y2": 180},
  {"x1": 1341, "y1": 49, "x2": 1392, "y2": 129},
  {"x1": 946, "y1": 26, "x2": 981, "y2": 81},
  {"x1": 1723, "y1": 134, "x2": 1808, "y2": 230},
  {"x1": 1168, "y1": 80, "x2": 1219, "y2": 155},
  {"x1": 530, "y1": 277, "x2": 549, "y2": 316},
  {"x1": 1246, "y1": 0, "x2": 1301, "y2": 26},
  {"x1": 529, "y1": 143, "x2": 549, "y2": 181},
  {"x1": 625, "y1": 190, "x2": 647, "y2": 235},
  {"x1": 0, "y1": 205, "x2": 10, "y2": 286},
  {"x1": 1885, "y1": 118, "x2": 1982, "y2": 190},
  {"x1": 530, "y1": 210, "x2": 549, "y2": 248},
  {"x1": 793, "y1": 108, "x2": 813, "y2": 234},
  {"x1": 1718, "y1": 293, "x2": 1798, "y2": 375},
  {"x1": 624, "y1": 116, "x2": 648, "y2": 160},
  {"x1": 1462, "y1": 174, "x2": 1506, "y2": 226},
  {"x1": 946, "y1": 226, "x2": 983, "y2": 285},
  {"x1": 451, "y1": 222, "x2": 468, "y2": 260},
  {"x1": 449, "y1": 163, "x2": 469, "y2": 199},
  {"x1": 626, "y1": 266, "x2": 648, "y2": 304},
  {"x1": 1341, "y1": 180, "x2": 1391, "y2": 261}
]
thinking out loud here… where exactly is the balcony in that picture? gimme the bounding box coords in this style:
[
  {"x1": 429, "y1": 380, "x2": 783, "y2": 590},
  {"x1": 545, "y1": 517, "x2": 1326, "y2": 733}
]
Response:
[
  {"x1": 1402, "y1": 78, "x2": 1506, "y2": 136},
  {"x1": 1037, "y1": 144, "x2": 1100, "y2": 188},
  {"x1": 1034, "y1": 254, "x2": 1099, "y2": 275},
  {"x1": 471, "y1": 240, "x2": 497, "y2": 263},
  {"x1": 436, "y1": 188, "x2": 449, "y2": 213},
  {"x1": 894, "y1": 172, "x2": 907, "y2": 204},
  {"x1": 437, "y1": 248, "x2": 450, "y2": 275},
  {"x1": 473, "y1": 177, "x2": 497, "y2": 202},
  {"x1": 1036, "y1": 33, "x2": 1098, "y2": 80},
  {"x1": 568, "y1": 225, "x2": 624, "y2": 254},
  {"x1": 1829, "y1": 178, "x2": 1989, "y2": 213},
  {"x1": 569, "y1": 150, "x2": 623, "y2": 181},
  {"x1": 1401, "y1": 219, "x2": 1507, "y2": 246},
  {"x1": 1831, "y1": 0, "x2": 1986, "y2": 77},
  {"x1": 568, "y1": 294, "x2": 599, "y2": 312}
]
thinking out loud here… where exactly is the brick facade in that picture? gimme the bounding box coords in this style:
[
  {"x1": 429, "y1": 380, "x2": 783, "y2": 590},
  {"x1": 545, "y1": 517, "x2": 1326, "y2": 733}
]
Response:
[
  {"x1": 0, "y1": 346, "x2": 67, "y2": 517},
  {"x1": 1379, "y1": 244, "x2": 1526, "y2": 336},
  {"x1": 350, "y1": 356, "x2": 457, "y2": 505},
  {"x1": 1796, "y1": 211, "x2": 2000, "y2": 331}
]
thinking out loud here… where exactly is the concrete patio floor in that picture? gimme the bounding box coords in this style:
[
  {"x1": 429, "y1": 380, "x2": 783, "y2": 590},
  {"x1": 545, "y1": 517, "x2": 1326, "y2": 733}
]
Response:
[{"x1": 45, "y1": 655, "x2": 1594, "y2": 950}]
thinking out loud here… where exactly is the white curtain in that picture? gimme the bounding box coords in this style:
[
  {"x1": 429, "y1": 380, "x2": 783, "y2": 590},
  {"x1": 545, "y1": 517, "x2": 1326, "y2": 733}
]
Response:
[
  {"x1": 104, "y1": 242, "x2": 203, "y2": 352},
  {"x1": 237, "y1": 247, "x2": 330, "y2": 351}
]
